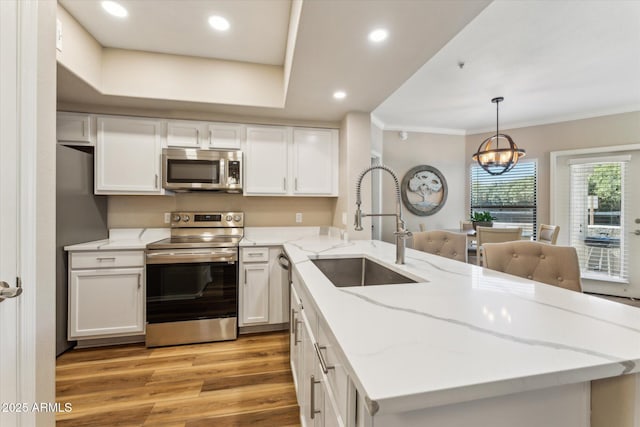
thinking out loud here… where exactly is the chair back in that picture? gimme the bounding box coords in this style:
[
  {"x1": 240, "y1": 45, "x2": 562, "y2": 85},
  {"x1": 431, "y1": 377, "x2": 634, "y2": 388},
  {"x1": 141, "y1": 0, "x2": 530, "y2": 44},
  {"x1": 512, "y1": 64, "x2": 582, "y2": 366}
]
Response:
[
  {"x1": 460, "y1": 220, "x2": 473, "y2": 232},
  {"x1": 483, "y1": 241, "x2": 582, "y2": 292},
  {"x1": 537, "y1": 224, "x2": 560, "y2": 245},
  {"x1": 412, "y1": 230, "x2": 467, "y2": 263},
  {"x1": 476, "y1": 226, "x2": 522, "y2": 265}
]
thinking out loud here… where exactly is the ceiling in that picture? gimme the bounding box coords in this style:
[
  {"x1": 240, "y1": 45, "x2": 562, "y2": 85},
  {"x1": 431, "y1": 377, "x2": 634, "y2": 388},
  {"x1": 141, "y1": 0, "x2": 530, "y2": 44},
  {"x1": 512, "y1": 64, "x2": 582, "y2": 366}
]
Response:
[
  {"x1": 59, "y1": 0, "x2": 292, "y2": 65},
  {"x1": 56, "y1": 0, "x2": 490, "y2": 123},
  {"x1": 373, "y1": 0, "x2": 640, "y2": 134},
  {"x1": 57, "y1": 1, "x2": 639, "y2": 130}
]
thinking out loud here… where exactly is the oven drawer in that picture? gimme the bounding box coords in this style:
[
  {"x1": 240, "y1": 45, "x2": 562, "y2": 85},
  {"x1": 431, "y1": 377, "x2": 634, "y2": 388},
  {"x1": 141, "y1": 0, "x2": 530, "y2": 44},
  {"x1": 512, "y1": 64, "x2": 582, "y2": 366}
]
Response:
[
  {"x1": 241, "y1": 247, "x2": 269, "y2": 262},
  {"x1": 70, "y1": 250, "x2": 144, "y2": 269}
]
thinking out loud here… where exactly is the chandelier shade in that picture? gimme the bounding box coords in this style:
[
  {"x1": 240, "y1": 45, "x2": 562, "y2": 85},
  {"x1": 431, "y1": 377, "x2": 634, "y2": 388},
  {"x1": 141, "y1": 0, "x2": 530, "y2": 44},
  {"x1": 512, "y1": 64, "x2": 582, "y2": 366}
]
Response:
[{"x1": 472, "y1": 97, "x2": 525, "y2": 175}]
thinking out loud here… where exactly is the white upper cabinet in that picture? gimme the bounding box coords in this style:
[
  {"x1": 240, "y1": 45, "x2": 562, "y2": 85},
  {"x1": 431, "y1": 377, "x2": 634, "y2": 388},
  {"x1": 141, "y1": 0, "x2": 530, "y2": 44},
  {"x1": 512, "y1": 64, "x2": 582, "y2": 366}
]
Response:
[
  {"x1": 209, "y1": 123, "x2": 243, "y2": 149},
  {"x1": 166, "y1": 120, "x2": 202, "y2": 148},
  {"x1": 292, "y1": 128, "x2": 338, "y2": 196},
  {"x1": 245, "y1": 126, "x2": 338, "y2": 196},
  {"x1": 57, "y1": 112, "x2": 93, "y2": 145},
  {"x1": 95, "y1": 116, "x2": 163, "y2": 194},
  {"x1": 245, "y1": 125, "x2": 290, "y2": 195},
  {"x1": 167, "y1": 120, "x2": 242, "y2": 150}
]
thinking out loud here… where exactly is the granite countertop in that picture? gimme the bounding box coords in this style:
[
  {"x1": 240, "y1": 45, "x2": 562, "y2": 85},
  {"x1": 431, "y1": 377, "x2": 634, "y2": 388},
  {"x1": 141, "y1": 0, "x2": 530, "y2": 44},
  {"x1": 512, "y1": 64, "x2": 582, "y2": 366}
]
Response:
[
  {"x1": 64, "y1": 228, "x2": 170, "y2": 251},
  {"x1": 283, "y1": 237, "x2": 640, "y2": 415}
]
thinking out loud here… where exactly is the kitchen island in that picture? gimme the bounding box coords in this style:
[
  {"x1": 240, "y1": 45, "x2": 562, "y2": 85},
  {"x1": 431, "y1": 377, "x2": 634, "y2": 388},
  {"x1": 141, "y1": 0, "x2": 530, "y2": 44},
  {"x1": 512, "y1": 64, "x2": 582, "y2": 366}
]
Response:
[{"x1": 284, "y1": 237, "x2": 640, "y2": 427}]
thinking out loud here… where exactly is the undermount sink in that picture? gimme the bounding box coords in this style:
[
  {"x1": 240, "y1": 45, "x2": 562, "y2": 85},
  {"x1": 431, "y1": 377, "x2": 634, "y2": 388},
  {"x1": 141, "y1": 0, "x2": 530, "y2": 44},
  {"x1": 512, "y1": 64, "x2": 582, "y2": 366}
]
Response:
[{"x1": 311, "y1": 257, "x2": 418, "y2": 287}]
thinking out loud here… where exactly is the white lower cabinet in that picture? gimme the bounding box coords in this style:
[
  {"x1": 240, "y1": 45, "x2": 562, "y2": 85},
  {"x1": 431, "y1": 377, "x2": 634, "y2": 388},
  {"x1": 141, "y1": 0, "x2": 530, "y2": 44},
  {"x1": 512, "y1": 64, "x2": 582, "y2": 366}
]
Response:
[
  {"x1": 68, "y1": 250, "x2": 145, "y2": 339},
  {"x1": 292, "y1": 269, "x2": 355, "y2": 427},
  {"x1": 239, "y1": 246, "x2": 289, "y2": 328}
]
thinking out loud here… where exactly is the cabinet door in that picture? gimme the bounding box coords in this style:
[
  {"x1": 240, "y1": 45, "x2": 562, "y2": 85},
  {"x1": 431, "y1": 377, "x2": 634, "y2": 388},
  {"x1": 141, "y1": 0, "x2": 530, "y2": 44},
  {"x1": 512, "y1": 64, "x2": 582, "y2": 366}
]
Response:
[
  {"x1": 57, "y1": 112, "x2": 92, "y2": 144},
  {"x1": 245, "y1": 126, "x2": 289, "y2": 194},
  {"x1": 68, "y1": 268, "x2": 144, "y2": 339},
  {"x1": 293, "y1": 128, "x2": 338, "y2": 195},
  {"x1": 96, "y1": 117, "x2": 162, "y2": 194},
  {"x1": 167, "y1": 120, "x2": 205, "y2": 148},
  {"x1": 241, "y1": 263, "x2": 270, "y2": 325},
  {"x1": 208, "y1": 123, "x2": 242, "y2": 149}
]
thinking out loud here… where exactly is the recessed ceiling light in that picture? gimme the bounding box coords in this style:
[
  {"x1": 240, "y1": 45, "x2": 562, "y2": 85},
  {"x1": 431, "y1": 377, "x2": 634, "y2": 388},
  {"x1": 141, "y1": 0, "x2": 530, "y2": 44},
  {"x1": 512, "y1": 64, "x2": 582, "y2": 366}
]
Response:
[
  {"x1": 368, "y1": 28, "x2": 389, "y2": 43},
  {"x1": 333, "y1": 91, "x2": 347, "y2": 100},
  {"x1": 208, "y1": 15, "x2": 230, "y2": 32},
  {"x1": 101, "y1": 1, "x2": 128, "y2": 18}
]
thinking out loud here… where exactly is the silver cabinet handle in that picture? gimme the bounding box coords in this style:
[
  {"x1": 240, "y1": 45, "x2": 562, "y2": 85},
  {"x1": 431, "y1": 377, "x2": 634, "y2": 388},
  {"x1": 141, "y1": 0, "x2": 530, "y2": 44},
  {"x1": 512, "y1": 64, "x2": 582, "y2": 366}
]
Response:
[
  {"x1": 290, "y1": 308, "x2": 296, "y2": 335},
  {"x1": 244, "y1": 269, "x2": 247, "y2": 285},
  {"x1": 314, "y1": 342, "x2": 335, "y2": 374},
  {"x1": 196, "y1": 128, "x2": 200, "y2": 143},
  {"x1": 295, "y1": 178, "x2": 298, "y2": 191},
  {"x1": 283, "y1": 177, "x2": 287, "y2": 191},
  {"x1": 138, "y1": 273, "x2": 141, "y2": 289},
  {"x1": 310, "y1": 375, "x2": 321, "y2": 419},
  {"x1": 247, "y1": 253, "x2": 263, "y2": 257},
  {"x1": 96, "y1": 257, "x2": 116, "y2": 261},
  {"x1": 0, "y1": 281, "x2": 23, "y2": 301},
  {"x1": 155, "y1": 174, "x2": 159, "y2": 189}
]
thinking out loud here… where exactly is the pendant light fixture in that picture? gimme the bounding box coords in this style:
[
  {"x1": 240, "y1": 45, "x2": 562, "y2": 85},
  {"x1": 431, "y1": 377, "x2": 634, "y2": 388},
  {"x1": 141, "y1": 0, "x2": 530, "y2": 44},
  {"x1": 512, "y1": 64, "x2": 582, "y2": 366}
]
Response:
[{"x1": 472, "y1": 97, "x2": 525, "y2": 175}]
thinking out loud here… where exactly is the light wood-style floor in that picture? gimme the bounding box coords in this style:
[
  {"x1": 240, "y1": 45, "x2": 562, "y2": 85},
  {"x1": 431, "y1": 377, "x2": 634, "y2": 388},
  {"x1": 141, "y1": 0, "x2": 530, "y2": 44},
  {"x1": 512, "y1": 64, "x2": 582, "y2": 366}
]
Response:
[{"x1": 56, "y1": 331, "x2": 300, "y2": 427}]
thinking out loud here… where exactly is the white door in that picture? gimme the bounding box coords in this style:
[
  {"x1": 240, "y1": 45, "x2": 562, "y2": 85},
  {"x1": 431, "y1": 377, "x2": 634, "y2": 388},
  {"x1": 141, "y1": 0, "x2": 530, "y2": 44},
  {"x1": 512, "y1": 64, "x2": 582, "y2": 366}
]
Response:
[
  {"x1": 0, "y1": 2, "x2": 21, "y2": 420},
  {"x1": 244, "y1": 126, "x2": 290, "y2": 194},
  {"x1": 241, "y1": 264, "x2": 270, "y2": 324},
  {"x1": 292, "y1": 128, "x2": 335, "y2": 195},
  {"x1": 96, "y1": 116, "x2": 162, "y2": 193},
  {"x1": 552, "y1": 146, "x2": 640, "y2": 297},
  {"x1": 1, "y1": 1, "x2": 45, "y2": 424}
]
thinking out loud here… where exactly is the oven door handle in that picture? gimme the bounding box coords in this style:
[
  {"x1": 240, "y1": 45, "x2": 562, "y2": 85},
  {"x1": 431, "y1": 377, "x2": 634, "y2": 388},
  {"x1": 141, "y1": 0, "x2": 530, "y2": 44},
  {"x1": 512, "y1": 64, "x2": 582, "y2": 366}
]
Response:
[{"x1": 146, "y1": 251, "x2": 237, "y2": 264}]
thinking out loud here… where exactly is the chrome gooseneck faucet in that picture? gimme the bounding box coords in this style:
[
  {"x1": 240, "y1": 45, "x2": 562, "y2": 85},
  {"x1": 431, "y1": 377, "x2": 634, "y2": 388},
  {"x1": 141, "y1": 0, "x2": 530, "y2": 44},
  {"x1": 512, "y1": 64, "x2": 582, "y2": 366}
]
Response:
[{"x1": 355, "y1": 164, "x2": 412, "y2": 264}]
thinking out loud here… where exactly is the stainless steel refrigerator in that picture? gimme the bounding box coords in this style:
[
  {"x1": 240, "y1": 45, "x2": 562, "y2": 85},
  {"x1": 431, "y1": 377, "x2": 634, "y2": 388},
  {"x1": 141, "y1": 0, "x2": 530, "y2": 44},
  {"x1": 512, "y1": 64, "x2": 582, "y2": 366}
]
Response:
[{"x1": 56, "y1": 145, "x2": 108, "y2": 355}]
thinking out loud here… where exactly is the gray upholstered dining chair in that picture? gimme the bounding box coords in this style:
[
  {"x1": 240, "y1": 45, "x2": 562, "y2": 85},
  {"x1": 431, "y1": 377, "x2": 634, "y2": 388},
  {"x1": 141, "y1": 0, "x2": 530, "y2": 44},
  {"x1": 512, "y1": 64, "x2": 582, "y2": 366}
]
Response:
[
  {"x1": 475, "y1": 226, "x2": 522, "y2": 266},
  {"x1": 482, "y1": 240, "x2": 582, "y2": 292},
  {"x1": 412, "y1": 230, "x2": 467, "y2": 263},
  {"x1": 537, "y1": 224, "x2": 560, "y2": 245}
]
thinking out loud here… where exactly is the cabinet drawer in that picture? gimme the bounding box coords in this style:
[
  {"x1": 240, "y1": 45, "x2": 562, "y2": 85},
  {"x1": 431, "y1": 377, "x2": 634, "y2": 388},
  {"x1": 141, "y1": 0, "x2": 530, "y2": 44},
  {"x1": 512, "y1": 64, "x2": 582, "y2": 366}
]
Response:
[
  {"x1": 70, "y1": 251, "x2": 144, "y2": 269},
  {"x1": 241, "y1": 247, "x2": 269, "y2": 262},
  {"x1": 318, "y1": 320, "x2": 352, "y2": 424}
]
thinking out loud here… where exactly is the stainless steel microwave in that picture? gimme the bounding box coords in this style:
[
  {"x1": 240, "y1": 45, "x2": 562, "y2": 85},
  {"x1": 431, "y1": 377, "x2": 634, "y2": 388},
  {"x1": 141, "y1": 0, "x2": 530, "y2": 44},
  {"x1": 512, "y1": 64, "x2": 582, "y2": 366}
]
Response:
[{"x1": 162, "y1": 148, "x2": 242, "y2": 192}]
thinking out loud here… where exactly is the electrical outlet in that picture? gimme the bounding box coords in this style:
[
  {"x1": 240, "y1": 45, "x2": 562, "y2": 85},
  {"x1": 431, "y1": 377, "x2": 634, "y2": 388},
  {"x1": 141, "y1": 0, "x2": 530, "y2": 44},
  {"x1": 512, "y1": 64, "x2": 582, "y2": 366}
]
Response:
[
  {"x1": 164, "y1": 212, "x2": 171, "y2": 224},
  {"x1": 295, "y1": 212, "x2": 303, "y2": 223},
  {"x1": 342, "y1": 212, "x2": 347, "y2": 225}
]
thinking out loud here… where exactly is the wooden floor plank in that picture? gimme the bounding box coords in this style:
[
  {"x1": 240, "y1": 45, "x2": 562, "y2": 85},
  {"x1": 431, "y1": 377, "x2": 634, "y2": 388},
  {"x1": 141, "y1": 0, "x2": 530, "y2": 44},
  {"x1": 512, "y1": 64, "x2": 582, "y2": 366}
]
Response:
[
  {"x1": 143, "y1": 383, "x2": 298, "y2": 425},
  {"x1": 56, "y1": 404, "x2": 154, "y2": 427},
  {"x1": 56, "y1": 331, "x2": 300, "y2": 427},
  {"x1": 201, "y1": 369, "x2": 293, "y2": 392},
  {"x1": 184, "y1": 404, "x2": 300, "y2": 427}
]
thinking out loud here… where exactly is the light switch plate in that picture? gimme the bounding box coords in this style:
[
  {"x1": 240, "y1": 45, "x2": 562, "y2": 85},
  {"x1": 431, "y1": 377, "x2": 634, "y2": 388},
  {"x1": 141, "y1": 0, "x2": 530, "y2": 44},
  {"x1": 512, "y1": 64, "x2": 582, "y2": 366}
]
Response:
[
  {"x1": 56, "y1": 19, "x2": 63, "y2": 52},
  {"x1": 342, "y1": 212, "x2": 347, "y2": 225},
  {"x1": 295, "y1": 213, "x2": 302, "y2": 223},
  {"x1": 164, "y1": 213, "x2": 171, "y2": 224}
]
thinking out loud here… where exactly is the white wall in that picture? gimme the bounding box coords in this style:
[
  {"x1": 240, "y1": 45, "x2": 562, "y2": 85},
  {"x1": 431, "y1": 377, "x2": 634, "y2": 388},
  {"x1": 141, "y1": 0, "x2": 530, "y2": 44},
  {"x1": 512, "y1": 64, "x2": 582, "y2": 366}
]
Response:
[{"x1": 381, "y1": 130, "x2": 466, "y2": 243}]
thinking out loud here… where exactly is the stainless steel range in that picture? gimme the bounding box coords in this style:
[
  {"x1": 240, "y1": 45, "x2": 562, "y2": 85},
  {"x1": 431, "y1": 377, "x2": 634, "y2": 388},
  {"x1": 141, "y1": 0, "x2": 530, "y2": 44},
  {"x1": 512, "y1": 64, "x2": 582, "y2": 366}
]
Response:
[{"x1": 145, "y1": 211, "x2": 243, "y2": 347}]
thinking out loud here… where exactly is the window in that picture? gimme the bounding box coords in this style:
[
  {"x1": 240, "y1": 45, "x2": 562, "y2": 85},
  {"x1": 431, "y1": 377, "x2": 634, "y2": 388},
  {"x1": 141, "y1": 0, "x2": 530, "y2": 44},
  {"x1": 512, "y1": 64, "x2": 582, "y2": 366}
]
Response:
[
  {"x1": 569, "y1": 158, "x2": 628, "y2": 282},
  {"x1": 470, "y1": 161, "x2": 537, "y2": 238}
]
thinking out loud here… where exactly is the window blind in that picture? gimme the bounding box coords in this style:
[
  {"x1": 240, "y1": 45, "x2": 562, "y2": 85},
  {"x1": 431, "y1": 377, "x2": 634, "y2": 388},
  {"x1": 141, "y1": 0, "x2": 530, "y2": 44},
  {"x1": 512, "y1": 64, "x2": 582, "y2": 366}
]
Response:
[
  {"x1": 470, "y1": 161, "x2": 537, "y2": 238},
  {"x1": 569, "y1": 160, "x2": 628, "y2": 282}
]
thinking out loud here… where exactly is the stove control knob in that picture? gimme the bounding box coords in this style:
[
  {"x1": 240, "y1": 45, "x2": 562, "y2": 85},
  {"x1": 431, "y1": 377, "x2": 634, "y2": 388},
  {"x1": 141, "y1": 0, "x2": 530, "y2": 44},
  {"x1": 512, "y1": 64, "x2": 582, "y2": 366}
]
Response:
[
  {"x1": 172, "y1": 214, "x2": 181, "y2": 222},
  {"x1": 233, "y1": 215, "x2": 242, "y2": 222},
  {"x1": 225, "y1": 215, "x2": 232, "y2": 222},
  {"x1": 181, "y1": 214, "x2": 190, "y2": 222}
]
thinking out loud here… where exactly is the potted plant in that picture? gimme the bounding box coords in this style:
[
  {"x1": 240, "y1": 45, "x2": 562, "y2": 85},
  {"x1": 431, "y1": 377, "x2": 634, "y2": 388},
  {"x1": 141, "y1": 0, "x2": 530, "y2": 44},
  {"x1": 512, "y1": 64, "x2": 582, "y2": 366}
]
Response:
[{"x1": 471, "y1": 211, "x2": 496, "y2": 230}]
